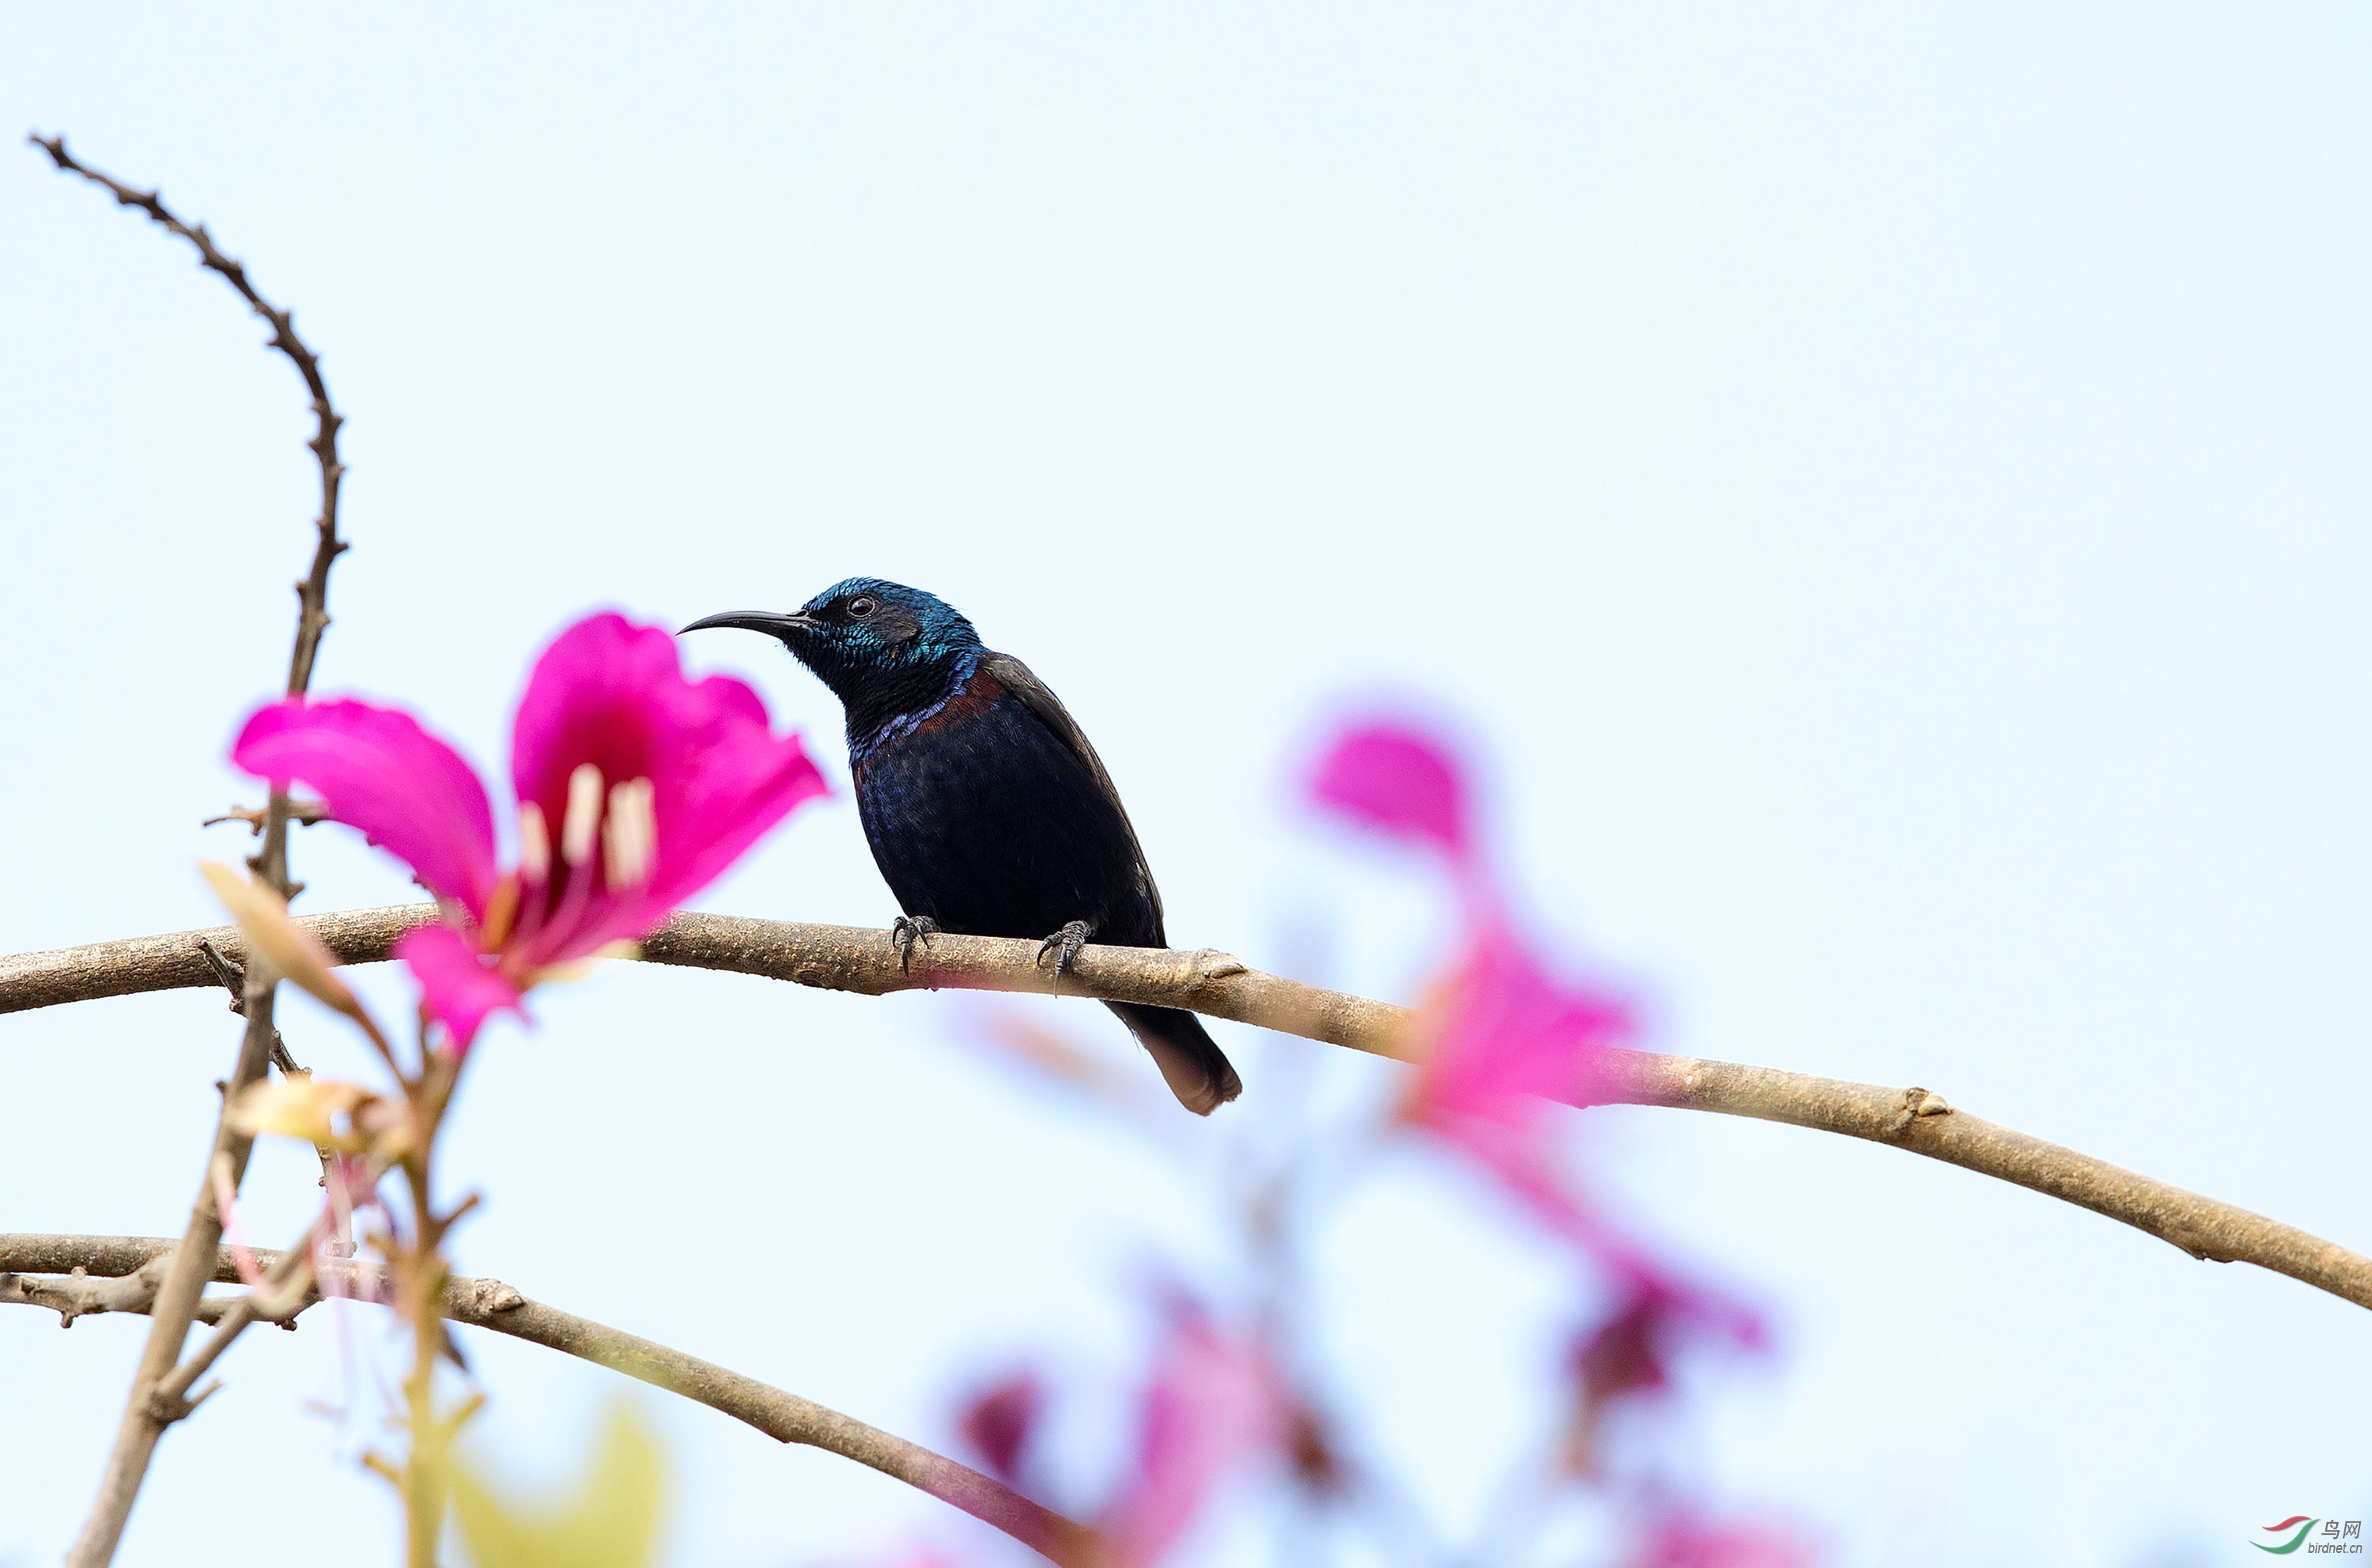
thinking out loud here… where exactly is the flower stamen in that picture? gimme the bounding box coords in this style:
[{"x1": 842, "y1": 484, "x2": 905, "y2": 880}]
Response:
[
  {"x1": 561, "y1": 763, "x2": 605, "y2": 867},
  {"x1": 480, "y1": 875, "x2": 521, "y2": 949},
  {"x1": 519, "y1": 801, "x2": 551, "y2": 886},
  {"x1": 508, "y1": 803, "x2": 553, "y2": 958},
  {"x1": 634, "y1": 779, "x2": 657, "y2": 882},
  {"x1": 602, "y1": 777, "x2": 656, "y2": 892}
]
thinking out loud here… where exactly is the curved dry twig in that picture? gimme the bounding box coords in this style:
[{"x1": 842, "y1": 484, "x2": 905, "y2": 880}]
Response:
[
  {"x1": 29, "y1": 131, "x2": 355, "y2": 1568},
  {"x1": 5, "y1": 905, "x2": 2369, "y2": 1313},
  {"x1": 29, "y1": 132, "x2": 348, "y2": 705},
  {"x1": 0, "y1": 1235, "x2": 1091, "y2": 1562}
]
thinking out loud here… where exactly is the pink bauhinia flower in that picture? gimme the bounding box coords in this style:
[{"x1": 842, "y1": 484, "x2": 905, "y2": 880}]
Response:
[
  {"x1": 1562, "y1": 1274, "x2": 1768, "y2": 1473},
  {"x1": 1407, "y1": 910, "x2": 1634, "y2": 1135},
  {"x1": 1308, "y1": 719, "x2": 1473, "y2": 864},
  {"x1": 955, "y1": 1371, "x2": 1046, "y2": 1486},
  {"x1": 1098, "y1": 1309, "x2": 1286, "y2": 1566},
  {"x1": 1309, "y1": 720, "x2": 1634, "y2": 1228},
  {"x1": 1628, "y1": 1511, "x2": 1821, "y2": 1568},
  {"x1": 1309, "y1": 720, "x2": 1765, "y2": 1386},
  {"x1": 233, "y1": 611, "x2": 829, "y2": 1049},
  {"x1": 942, "y1": 1314, "x2": 1282, "y2": 1568}
]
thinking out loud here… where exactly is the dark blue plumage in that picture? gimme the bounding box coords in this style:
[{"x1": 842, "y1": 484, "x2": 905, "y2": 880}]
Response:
[{"x1": 682, "y1": 580, "x2": 1242, "y2": 1114}]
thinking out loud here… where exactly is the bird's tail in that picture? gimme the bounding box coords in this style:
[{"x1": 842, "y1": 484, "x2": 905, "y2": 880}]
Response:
[{"x1": 1106, "y1": 1002, "x2": 1243, "y2": 1116}]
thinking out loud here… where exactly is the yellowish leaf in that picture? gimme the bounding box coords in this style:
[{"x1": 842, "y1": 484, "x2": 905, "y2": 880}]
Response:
[
  {"x1": 451, "y1": 1400, "x2": 667, "y2": 1568},
  {"x1": 198, "y1": 860, "x2": 360, "y2": 1018},
  {"x1": 225, "y1": 1076, "x2": 413, "y2": 1160}
]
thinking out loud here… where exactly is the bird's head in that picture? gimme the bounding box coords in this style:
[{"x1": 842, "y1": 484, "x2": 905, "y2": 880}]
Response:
[{"x1": 681, "y1": 578, "x2": 982, "y2": 705}]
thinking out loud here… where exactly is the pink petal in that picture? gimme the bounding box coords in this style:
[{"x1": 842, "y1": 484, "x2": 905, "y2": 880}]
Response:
[
  {"x1": 955, "y1": 1373, "x2": 1044, "y2": 1484},
  {"x1": 510, "y1": 613, "x2": 687, "y2": 834},
  {"x1": 395, "y1": 923, "x2": 527, "y2": 1052},
  {"x1": 1415, "y1": 916, "x2": 1634, "y2": 1127},
  {"x1": 1102, "y1": 1315, "x2": 1282, "y2": 1566},
  {"x1": 508, "y1": 614, "x2": 830, "y2": 958},
  {"x1": 1573, "y1": 1275, "x2": 1767, "y2": 1423},
  {"x1": 234, "y1": 697, "x2": 500, "y2": 919},
  {"x1": 1406, "y1": 928, "x2": 1772, "y2": 1374},
  {"x1": 1403, "y1": 920, "x2": 1659, "y2": 1264},
  {"x1": 640, "y1": 708, "x2": 830, "y2": 916},
  {"x1": 1630, "y1": 1513, "x2": 1820, "y2": 1568},
  {"x1": 1309, "y1": 721, "x2": 1471, "y2": 860}
]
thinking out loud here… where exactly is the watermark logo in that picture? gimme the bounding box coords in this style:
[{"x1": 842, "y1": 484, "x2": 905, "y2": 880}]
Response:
[{"x1": 2253, "y1": 1518, "x2": 2363, "y2": 1555}]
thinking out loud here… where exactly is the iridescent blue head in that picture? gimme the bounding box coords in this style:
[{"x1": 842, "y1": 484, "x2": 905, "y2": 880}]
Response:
[{"x1": 681, "y1": 578, "x2": 984, "y2": 735}]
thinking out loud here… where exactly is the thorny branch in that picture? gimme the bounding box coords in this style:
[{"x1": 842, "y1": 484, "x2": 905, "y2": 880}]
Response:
[
  {"x1": 197, "y1": 938, "x2": 301, "y2": 1077},
  {"x1": 202, "y1": 799, "x2": 327, "y2": 836},
  {"x1": 0, "y1": 1255, "x2": 267, "y2": 1330},
  {"x1": 0, "y1": 1236, "x2": 1093, "y2": 1563},
  {"x1": 29, "y1": 132, "x2": 353, "y2": 1568},
  {"x1": 3, "y1": 904, "x2": 2366, "y2": 1315},
  {"x1": 66, "y1": 950, "x2": 285, "y2": 1567},
  {"x1": 28, "y1": 133, "x2": 349, "y2": 719}
]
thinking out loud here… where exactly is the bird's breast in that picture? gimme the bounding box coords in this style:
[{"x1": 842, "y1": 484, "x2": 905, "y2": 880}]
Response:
[{"x1": 847, "y1": 674, "x2": 1155, "y2": 943}]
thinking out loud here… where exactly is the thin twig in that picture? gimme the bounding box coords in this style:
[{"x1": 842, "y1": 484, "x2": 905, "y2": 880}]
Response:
[
  {"x1": 202, "y1": 799, "x2": 327, "y2": 835},
  {"x1": 196, "y1": 938, "x2": 302, "y2": 1078},
  {"x1": 0, "y1": 1236, "x2": 1094, "y2": 1563},
  {"x1": 153, "y1": 1221, "x2": 323, "y2": 1407},
  {"x1": 30, "y1": 131, "x2": 353, "y2": 1568},
  {"x1": 196, "y1": 937, "x2": 340, "y2": 1199},
  {"x1": 28, "y1": 133, "x2": 349, "y2": 712},
  {"x1": 68, "y1": 971, "x2": 281, "y2": 1568},
  {"x1": 2, "y1": 904, "x2": 2366, "y2": 1315},
  {"x1": 0, "y1": 1256, "x2": 288, "y2": 1331}
]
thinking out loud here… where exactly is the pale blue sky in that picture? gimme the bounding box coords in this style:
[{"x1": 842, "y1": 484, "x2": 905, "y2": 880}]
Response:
[{"x1": 3, "y1": 6, "x2": 2368, "y2": 1565}]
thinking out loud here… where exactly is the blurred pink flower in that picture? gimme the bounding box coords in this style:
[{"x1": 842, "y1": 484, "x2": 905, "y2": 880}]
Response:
[
  {"x1": 1308, "y1": 720, "x2": 1472, "y2": 863},
  {"x1": 234, "y1": 612, "x2": 829, "y2": 1049},
  {"x1": 1565, "y1": 1275, "x2": 1767, "y2": 1472},
  {"x1": 1099, "y1": 1310, "x2": 1286, "y2": 1566},
  {"x1": 1313, "y1": 720, "x2": 1766, "y2": 1408},
  {"x1": 1410, "y1": 910, "x2": 1634, "y2": 1124},
  {"x1": 955, "y1": 1371, "x2": 1045, "y2": 1486},
  {"x1": 1311, "y1": 721, "x2": 1637, "y2": 1241},
  {"x1": 1399, "y1": 916, "x2": 1637, "y2": 1256},
  {"x1": 1629, "y1": 1512, "x2": 1820, "y2": 1568},
  {"x1": 945, "y1": 1315, "x2": 1284, "y2": 1567}
]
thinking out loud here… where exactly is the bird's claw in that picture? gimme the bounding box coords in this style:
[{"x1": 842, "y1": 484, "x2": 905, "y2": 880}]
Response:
[
  {"x1": 1036, "y1": 920, "x2": 1093, "y2": 977},
  {"x1": 891, "y1": 916, "x2": 940, "y2": 973}
]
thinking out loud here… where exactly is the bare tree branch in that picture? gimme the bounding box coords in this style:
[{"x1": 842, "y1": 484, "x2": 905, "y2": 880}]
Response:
[
  {"x1": 0, "y1": 1236, "x2": 1093, "y2": 1563},
  {"x1": 0, "y1": 905, "x2": 1394, "y2": 1047},
  {"x1": 69, "y1": 973, "x2": 282, "y2": 1568},
  {"x1": 440, "y1": 1277, "x2": 1093, "y2": 1560},
  {"x1": 202, "y1": 800, "x2": 327, "y2": 836},
  {"x1": 28, "y1": 131, "x2": 355, "y2": 1568},
  {"x1": 3, "y1": 904, "x2": 2366, "y2": 1315},
  {"x1": 0, "y1": 1260, "x2": 275, "y2": 1330}
]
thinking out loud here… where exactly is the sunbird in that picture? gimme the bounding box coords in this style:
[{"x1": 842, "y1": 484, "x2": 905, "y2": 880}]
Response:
[{"x1": 684, "y1": 580, "x2": 1243, "y2": 1114}]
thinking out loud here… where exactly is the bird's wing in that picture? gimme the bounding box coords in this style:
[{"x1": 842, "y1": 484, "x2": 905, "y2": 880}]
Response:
[{"x1": 979, "y1": 651, "x2": 1165, "y2": 935}]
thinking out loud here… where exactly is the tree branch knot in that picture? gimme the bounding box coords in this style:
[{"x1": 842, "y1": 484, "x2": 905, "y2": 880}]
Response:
[
  {"x1": 142, "y1": 1375, "x2": 219, "y2": 1426},
  {"x1": 1889, "y1": 1086, "x2": 1953, "y2": 1136},
  {"x1": 451, "y1": 1277, "x2": 527, "y2": 1313},
  {"x1": 1190, "y1": 949, "x2": 1249, "y2": 984}
]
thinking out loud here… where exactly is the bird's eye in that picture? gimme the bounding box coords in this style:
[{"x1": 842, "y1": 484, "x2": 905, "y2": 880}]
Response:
[{"x1": 847, "y1": 597, "x2": 878, "y2": 619}]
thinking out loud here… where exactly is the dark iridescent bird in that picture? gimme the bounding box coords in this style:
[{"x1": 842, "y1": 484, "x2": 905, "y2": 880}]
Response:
[{"x1": 682, "y1": 580, "x2": 1242, "y2": 1115}]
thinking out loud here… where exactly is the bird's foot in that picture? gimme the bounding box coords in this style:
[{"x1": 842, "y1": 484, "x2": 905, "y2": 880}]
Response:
[
  {"x1": 1036, "y1": 919, "x2": 1094, "y2": 977},
  {"x1": 890, "y1": 916, "x2": 940, "y2": 973}
]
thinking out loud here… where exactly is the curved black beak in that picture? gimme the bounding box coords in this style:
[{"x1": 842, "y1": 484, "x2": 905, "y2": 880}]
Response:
[{"x1": 678, "y1": 610, "x2": 821, "y2": 639}]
